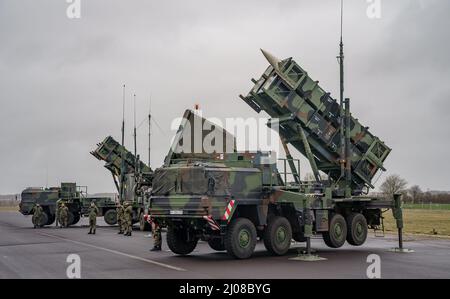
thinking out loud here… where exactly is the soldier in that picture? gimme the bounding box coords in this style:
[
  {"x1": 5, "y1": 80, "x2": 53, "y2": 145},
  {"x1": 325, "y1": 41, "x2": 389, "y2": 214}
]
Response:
[
  {"x1": 59, "y1": 203, "x2": 69, "y2": 228},
  {"x1": 150, "y1": 218, "x2": 162, "y2": 251},
  {"x1": 31, "y1": 204, "x2": 44, "y2": 228},
  {"x1": 124, "y1": 202, "x2": 133, "y2": 236},
  {"x1": 55, "y1": 199, "x2": 62, "y2": 228},
  {"x1": 116, "y1": 202, "x2": 125, "y2": 234},
  {"x1": 88, "y1": 202, "x2": 99, "y2": 234}
]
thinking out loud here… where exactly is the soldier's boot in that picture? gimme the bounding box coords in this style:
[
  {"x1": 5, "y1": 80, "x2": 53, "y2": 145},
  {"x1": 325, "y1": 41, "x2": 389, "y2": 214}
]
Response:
[
  {"x1": 88, "y1": 228, "x2": 92, "y2": 234},
  {"x1": 93, "y1": 228, "x2": 96, "y2": 235},
  {"x1": 117, "y1": 230, "x2": 123, "y2": 234},
  {"x1": 150, "y1": 246, "x2": 161, "y2": 252}
]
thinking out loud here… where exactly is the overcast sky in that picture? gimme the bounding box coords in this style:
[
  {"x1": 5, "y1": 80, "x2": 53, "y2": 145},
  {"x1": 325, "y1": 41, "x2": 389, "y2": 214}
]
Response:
[{"x1": 0, "y1": 0, "x2": 449, "y2": 194}]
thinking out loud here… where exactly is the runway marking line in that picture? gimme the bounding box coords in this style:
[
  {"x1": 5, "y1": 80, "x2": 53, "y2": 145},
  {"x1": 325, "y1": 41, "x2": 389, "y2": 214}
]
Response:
[{"x1": 37, "y1": 232, "x2": 186, "y2": 272}]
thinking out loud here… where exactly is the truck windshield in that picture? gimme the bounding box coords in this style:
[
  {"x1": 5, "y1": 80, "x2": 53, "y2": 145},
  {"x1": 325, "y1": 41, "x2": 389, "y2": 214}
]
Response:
[{"x1": 152, "y1": 167, "x2": 208, "y2": 195}]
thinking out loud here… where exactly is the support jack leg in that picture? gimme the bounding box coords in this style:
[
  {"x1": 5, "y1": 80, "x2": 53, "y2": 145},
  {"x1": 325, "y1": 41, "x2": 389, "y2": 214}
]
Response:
[
  {"x1": 290, "y1": 237, "x2": 327, "y2": 262},
  {"x1": 389, "y1": 228, "x2": 414, "y2": 253}
]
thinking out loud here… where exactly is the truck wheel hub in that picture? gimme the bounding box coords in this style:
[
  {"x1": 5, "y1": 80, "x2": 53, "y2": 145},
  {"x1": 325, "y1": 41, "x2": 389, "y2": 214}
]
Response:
[
  {"x1": 276, "y1": 227, "x2": 287, "y2": 243},
  {"x1": 239, "y1": 229, "x2": 250, "y2": 248},
  {"x1": 335, "y1": 223, "x2": 343, "y2": 238}
]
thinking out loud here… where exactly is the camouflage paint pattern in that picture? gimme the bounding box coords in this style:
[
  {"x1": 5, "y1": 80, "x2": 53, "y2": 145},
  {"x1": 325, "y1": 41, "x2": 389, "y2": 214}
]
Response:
[
  {"x1": 19, "y1": 183, "x2": 115, "y2": 223},
  {"x1": 91, "y1": 136, "x2": 152, "y2": 175},
  {"x1": 240, "y1": 52, "x2": 391, "y2": 192},
  {"x1": 20, "y1": 187, "x2": 60, "y2": 215},
  {"x1": 151, "y1": 160, "x2": 263, "y2": 220}
]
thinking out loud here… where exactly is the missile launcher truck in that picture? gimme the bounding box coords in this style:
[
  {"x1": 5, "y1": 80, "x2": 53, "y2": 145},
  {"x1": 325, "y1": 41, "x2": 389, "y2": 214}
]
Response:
[
  {"x1": 149, "y1": 50, "x2": 405, "y2": 259},
  {"x1": 91, "y1": 136, "x2": 153, "y2": 230},
  {"x1": 19, "y1": 182, "x2": 117, "y2": 227}
]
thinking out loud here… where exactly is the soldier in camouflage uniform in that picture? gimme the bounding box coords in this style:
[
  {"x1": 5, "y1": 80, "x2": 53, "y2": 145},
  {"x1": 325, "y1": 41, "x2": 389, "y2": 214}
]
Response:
[
  {"x1": 116, "y1": 202, "x2": 125, "y2": 234},
  {"x1": 88, "y1": 202, "x2": 99, "y2": 234},
  {"x1": 150, "y1": 219, "x2": 162, "y2": 251},
  {"x1": 55, "y1": 199, "x2": 62, "y2": 228},
  {"x1": 59, "y1": 203, "x2": 69, "y2": 228},
  {"x1": 124, "y1": 202, "x2": 133, "y2": 236},
  {"x1": 31, "y1": 204, "x2": 44, "y2": 228}
]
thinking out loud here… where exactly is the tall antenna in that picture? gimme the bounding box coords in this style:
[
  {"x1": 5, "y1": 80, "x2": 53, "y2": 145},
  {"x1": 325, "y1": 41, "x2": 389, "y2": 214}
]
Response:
[
  {"x1": 133, "y1": 93, "x2": 137, "y2": 159},
  {"x1": 121, "y1": 85, "x2": 126, "y2": 148},
  {"x1": 45, "y1": 165, "x2": 48, "y2": 188},
  {"x1": 120, "y1": 84, "x2": 126, "y2": 203},
  {"x1": 338, "y1": 0, "x2": 346, "y2": 180},
  {"x1": 340, "y1": 0, "x2": 344, "y2": 45},
  {"x1": 148, "y1": 96, "x2": 152, "y2": 168}
]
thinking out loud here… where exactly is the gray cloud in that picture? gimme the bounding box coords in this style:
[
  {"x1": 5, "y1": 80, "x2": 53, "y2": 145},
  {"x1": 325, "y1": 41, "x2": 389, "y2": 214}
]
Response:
[{"x1": 0, "y1": 0, "x2": 448, "y2": 194}]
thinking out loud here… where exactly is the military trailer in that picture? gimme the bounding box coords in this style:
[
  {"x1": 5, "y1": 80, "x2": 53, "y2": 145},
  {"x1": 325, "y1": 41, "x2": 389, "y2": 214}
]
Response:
[
  {"x1": 149, "y1": 51, "x2": 405, "y2": 259},
  {"x1": 91, "y1": 136, "x2": 153, "y2": 230},
  {"x1": 19, "y1": 182, "x2": 117, "y2": 227}
]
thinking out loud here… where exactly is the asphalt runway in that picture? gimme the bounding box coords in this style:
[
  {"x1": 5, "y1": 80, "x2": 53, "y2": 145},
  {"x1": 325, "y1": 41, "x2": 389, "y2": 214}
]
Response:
[{"x1": 1, "y1": 211, "x2": 449, "y2": 279}]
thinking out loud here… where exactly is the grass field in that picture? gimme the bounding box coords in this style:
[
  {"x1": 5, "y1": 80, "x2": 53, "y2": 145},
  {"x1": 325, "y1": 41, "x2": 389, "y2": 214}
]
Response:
[
  {"x1": 403, "y1": 203, "x2": 450, "y2": 210},
  {"x1": 0, "y1": 206, "x2": 19, "y2": 211},
  {"x1": 383, "y1": 209, "x2": 450, "y2": 236}
]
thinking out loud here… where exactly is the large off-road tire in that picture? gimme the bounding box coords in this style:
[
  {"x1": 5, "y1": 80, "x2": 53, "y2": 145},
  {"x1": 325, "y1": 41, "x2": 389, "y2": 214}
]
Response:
[
  {"x1": 263, "y1": 216, "x2": 292, "y2": 256},
  {"x1": 167, "y1": 227, "x2": 198, "y2": 255},
  {"x1": 45, "y1": 212, "x2": 55, "y2": 225},
  {"x1": 322, "y1": 213, "x2": 347, "y2": 248},
  {"x1": 139, "y1": 212, "x2": 151, "y2": 231},
  {"x1": 225, "y1": 218, "x2": 257, "y2": 259},
  {"x1": 67, "y1": 212, "x2": 75, "y2": 226},
  {"x1": 72, "y1": 214, "x2": 80, "y2": 225},
  {"x1": 37, "y1": 212, "x2": 49, "y2": 227},
  {"x1": 208, "y1": 238, "x2": 225, "y2": 251},
  {"x1": 104, "y1": 209, "x2": 118, "y2": 225},
  {"x1": 346, "y1": 213, "x2": 368, "y2": 246}
]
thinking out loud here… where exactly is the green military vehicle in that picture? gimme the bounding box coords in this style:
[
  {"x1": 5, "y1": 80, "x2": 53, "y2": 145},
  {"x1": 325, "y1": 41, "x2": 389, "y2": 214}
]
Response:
[
  {"x1": 91, "y1": 136, "x2": 153, "y2": 231},
  {"x1": 19, "y1": 182, "x2": 117, "y2": 227},
  {"x1": 149, "y1": 51, "x2": 405, "y2": 259}
]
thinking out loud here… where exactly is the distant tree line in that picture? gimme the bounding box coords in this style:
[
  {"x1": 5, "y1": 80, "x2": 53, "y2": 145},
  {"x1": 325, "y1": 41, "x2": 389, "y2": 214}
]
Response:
[
  {"x1": 0, "y1": 199, "x2": 20, "y2": 207},
  {"x1": 379, "y1": 174, "x2": 450, "y2": 204}
]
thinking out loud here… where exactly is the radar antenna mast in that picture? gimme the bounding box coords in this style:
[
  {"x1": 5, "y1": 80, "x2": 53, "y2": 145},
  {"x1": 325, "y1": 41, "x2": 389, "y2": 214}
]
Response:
[{"x1": 338, "y1": 0, "x2": 346, "y2": 182}]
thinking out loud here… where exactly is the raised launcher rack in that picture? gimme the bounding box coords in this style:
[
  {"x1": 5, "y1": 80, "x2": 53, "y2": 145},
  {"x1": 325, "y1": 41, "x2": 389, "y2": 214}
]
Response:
[
  {"x1": 240, "y1": 50, "x2": 391, "y2": 195},
  {"x1": 91, "y1": 136, "x2": 152, "y2": 177}
]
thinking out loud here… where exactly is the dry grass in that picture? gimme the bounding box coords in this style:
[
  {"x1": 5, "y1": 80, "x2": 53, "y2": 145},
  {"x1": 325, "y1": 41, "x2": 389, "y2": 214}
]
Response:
[
  {"x1": 0, "y1": 206, "x2": 19, "y2": 212},
  {"x1": 383, "y1": 209, "x2": 450, "y2": 236}
]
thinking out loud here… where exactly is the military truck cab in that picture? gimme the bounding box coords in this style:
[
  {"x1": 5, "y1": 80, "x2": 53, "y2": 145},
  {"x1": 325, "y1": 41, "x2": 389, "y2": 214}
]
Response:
[
  {"x1": 150, "y1": 151, "x2": 394, "y2": 259},
  {"x1": 19, "y1": 182, "x2": 117, "y2": 227},
  {"x1": 20, "y1": 187, "x2": 60, "y2": 226}
]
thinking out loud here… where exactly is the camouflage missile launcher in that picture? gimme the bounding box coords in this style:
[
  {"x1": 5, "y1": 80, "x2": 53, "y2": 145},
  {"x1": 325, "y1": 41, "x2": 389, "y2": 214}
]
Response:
[
  {"x1": 91, "y1": 136, "x2": 153, "y2": 230},
  {"x1": 240, "y1": 50, "x2": 391, "y2": 194},
  {"x1": 149, "y1": 51, "x2": 404, "y2": 259},
  {"x1": 19, "y1": 182, "x2": 117, "y2": 227},
  {"x1": 91, "y1": 136, "x2": 152, "y2": 188}
]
